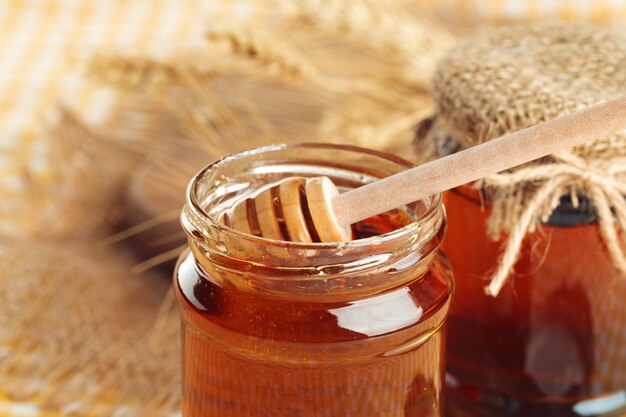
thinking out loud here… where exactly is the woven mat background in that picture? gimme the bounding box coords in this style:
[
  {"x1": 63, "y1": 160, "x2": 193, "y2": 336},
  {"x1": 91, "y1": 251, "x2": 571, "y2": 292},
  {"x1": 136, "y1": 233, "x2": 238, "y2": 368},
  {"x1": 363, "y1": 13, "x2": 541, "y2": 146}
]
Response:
[
  {"x1": 2, "y1": 1, "x2": 626, "y2": 417},
  {"x1": 0, "y1": 0, "x2": 207, "y2": 141},
  {"x1": 2, "y1": 0, "x2": 625, "y2": 147},
  {"x1": 0, "y1": 2, "x2": 204, "y2": 416}
]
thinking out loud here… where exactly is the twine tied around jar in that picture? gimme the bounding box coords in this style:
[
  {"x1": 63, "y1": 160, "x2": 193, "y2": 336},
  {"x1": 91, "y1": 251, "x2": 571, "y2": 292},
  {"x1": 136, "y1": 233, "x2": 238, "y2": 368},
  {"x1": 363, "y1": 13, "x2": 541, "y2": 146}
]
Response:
[
  {"x1": 477, "y1": 151, "x2": 626, "y2": 296},
  {"x1": 418, "y1": 23, "x2": 626, "y2": 296}
]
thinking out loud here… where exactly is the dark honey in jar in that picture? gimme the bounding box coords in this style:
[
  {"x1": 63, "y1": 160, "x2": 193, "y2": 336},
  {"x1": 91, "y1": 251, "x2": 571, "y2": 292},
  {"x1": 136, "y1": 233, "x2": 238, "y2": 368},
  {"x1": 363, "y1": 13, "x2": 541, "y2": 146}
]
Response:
[
  {"x1": 174, "y1": 144, "x2": 454, "y2": 417},
  {"x1": 443, "y1": 185, "x2": 626, "y2": 417},
  {"x1": 414, "y1": 23, "x2": 626, "y2": 417}
]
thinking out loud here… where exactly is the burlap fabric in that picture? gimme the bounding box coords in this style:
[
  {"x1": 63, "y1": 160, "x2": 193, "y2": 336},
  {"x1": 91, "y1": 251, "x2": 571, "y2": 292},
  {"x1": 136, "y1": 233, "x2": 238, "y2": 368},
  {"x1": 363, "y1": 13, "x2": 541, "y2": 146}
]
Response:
[
  {"x1": 0, "y1": 117, "x2": 181, "y2": 416},
  {"x1": 418, "y1": 23, "x2": 626, "y2": 296},
  {"x1": 0, "y1": 242, "x2": 180, "y2": 417}
]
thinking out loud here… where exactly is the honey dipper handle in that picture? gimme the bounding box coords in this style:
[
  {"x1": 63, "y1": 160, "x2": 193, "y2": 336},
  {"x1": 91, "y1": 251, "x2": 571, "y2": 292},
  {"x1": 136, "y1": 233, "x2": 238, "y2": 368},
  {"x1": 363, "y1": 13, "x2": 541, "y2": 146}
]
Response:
[{"x1": 332, "y1": 98, "x2": 626, "y2": 226}]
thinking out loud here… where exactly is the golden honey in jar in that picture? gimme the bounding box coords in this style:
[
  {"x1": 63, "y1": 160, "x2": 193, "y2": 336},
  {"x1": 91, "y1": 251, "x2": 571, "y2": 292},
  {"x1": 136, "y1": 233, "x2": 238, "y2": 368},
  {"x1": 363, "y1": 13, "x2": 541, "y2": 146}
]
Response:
[
  {"x1": 443, "y1": 185, "x2": 626, "y2": 417},
  {"x1": 174, "y1": 144, "x2": 454, "y2": 417}
]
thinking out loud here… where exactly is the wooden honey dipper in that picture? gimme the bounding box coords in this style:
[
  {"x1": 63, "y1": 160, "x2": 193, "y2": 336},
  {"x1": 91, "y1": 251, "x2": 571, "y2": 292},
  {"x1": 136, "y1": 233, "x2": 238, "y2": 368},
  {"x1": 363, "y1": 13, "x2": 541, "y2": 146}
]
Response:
[{"x1": 226, "y1": 98, "x2": 626, "y2": 242}]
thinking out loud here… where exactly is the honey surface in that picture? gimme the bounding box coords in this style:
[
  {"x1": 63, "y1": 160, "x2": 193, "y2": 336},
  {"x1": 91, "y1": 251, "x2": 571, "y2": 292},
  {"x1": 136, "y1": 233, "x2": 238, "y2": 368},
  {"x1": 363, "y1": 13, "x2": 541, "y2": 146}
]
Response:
[{"x1": 175, "y1": 213, "x2": 452, "y2": 417}]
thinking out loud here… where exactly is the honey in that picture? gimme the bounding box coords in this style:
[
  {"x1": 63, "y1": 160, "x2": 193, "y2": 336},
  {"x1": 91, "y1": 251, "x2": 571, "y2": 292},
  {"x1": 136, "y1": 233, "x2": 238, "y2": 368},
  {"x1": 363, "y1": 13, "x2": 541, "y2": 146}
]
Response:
[
  {"x1": 443, "y1": 186, "x2": 626, "y2": 417},
  {"x1": 174, "y1": 143, "x2": 454, "y2": 417},
  {"x1": 176, "y1": 214, "x2": 451, "y2": 417}
]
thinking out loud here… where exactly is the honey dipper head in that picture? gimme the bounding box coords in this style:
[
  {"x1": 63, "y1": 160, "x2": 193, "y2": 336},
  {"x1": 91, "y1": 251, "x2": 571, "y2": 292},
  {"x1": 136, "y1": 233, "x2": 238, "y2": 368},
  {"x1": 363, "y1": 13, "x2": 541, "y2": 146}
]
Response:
[{"x1": 225, "y1": 176, "x2": 352, "y2": 242}]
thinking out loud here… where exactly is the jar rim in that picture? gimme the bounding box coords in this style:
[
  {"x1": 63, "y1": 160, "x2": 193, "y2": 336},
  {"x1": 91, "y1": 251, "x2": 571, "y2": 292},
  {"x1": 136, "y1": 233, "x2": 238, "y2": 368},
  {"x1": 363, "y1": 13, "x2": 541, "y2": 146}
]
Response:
[{"x1": 185, "y1": 142, "x2": 442, "y2": 250}]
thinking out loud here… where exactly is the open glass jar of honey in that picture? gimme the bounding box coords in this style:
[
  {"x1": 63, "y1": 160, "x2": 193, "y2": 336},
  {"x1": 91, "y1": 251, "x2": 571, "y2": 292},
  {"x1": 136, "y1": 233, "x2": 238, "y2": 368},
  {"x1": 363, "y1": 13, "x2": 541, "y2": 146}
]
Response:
[{"x1": 174, "y1": 143, "x2": 453, "y2": 417}]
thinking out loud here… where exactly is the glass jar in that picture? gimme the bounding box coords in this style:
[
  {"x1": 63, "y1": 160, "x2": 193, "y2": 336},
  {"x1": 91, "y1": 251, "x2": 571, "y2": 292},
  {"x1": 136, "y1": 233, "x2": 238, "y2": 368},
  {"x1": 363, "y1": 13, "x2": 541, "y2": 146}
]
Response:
[
  {"x1": 443, "y1": 185, "x2": 626, "y2": 417},
  {"x1": 174, "y1": 143, "x2": 454, "y2": 417}
]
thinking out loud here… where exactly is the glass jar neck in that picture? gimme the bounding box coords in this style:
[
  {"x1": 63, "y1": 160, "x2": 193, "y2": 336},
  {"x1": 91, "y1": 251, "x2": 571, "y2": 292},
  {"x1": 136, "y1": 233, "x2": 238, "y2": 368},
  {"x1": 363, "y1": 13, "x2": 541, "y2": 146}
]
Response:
[{"x1": 182, "y1": 143, "x2": 445, "y2": 298}]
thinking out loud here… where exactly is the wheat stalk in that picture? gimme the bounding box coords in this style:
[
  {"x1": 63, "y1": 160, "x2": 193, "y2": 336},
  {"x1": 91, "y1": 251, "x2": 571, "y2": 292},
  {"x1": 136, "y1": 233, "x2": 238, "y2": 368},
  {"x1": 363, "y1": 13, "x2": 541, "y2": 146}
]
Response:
[{"x1": 273, "y1": 0, "x2": 455, "y2": 87}]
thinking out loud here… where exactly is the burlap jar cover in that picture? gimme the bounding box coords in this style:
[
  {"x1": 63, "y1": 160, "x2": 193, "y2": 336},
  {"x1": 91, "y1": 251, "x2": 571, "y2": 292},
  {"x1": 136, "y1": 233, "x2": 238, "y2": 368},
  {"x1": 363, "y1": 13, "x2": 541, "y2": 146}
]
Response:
[{"x1": 417, "y1": 23, "x2": 626, "y2": 297}]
